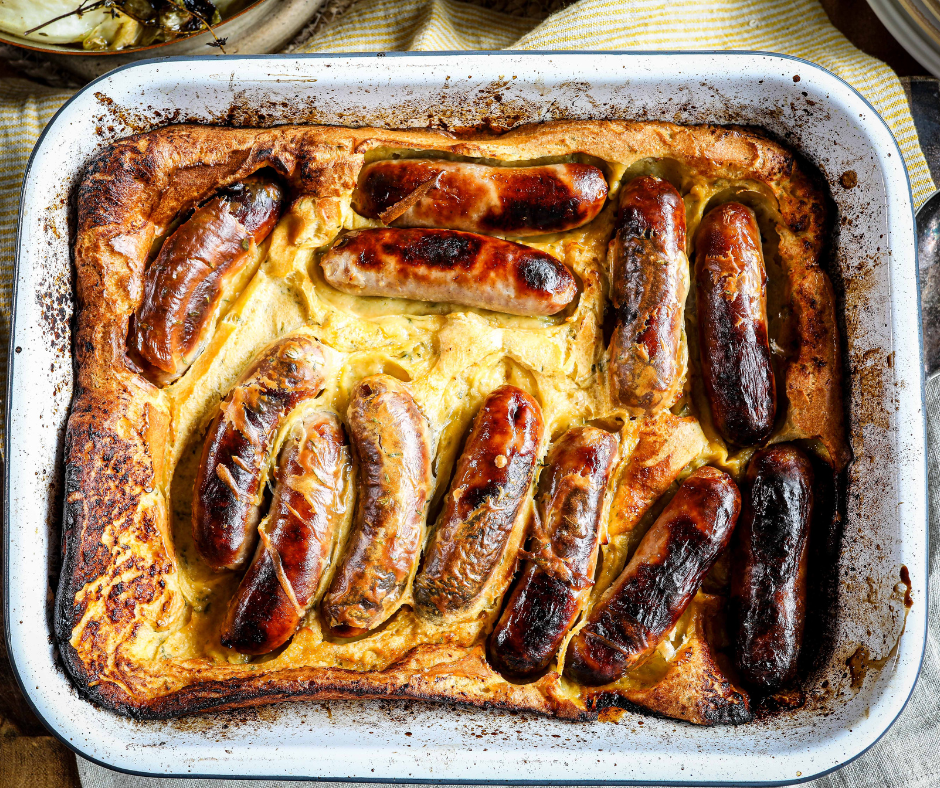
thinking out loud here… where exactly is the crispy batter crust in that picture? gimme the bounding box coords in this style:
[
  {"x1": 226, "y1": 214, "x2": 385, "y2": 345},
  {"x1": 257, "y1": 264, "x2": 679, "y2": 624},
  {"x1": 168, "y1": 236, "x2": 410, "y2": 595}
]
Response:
[{"x1": 58, "y1": 121, "x2": 845, "y2": 723}]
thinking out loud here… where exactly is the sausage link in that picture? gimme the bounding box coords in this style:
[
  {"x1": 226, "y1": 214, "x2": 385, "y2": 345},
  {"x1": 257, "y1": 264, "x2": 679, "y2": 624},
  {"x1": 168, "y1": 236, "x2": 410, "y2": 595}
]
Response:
[
  {"x1": 564, "y1": 466, "x2": 740, "y2": 686},
  {"x1": 352, "y1": 160, "x2": 608, "y2": 236},
  {"x1": 192, "y1": 335, "x2": 328, "y2": 572},
  {"x1": 321, "y1": 375, "x2": 433, "y2": 636},
  {"x1": 731, "y1": 444, "x2": 814, "y2": 691},
  {"x1": 130, "y1": 176, "x2": 284, "y2": 385},
  {"x1": 488, "y1": 426, "x2": 618, "y2": 679},
  {"x1": 695, "y1": 203, "x2": 776, "y2": 445},
  {"x1": 414, "y1": 385, "x2": 544, "y2": 623},
  {"x1": 320, "y1": 228, "x2": 576, "y2": 317},
  {"x1": 608, "y1": 176, "x2": 688, "y2": 413},
  {"x1": 220, "y1": 412, "x2": 350, "y2": 655}
]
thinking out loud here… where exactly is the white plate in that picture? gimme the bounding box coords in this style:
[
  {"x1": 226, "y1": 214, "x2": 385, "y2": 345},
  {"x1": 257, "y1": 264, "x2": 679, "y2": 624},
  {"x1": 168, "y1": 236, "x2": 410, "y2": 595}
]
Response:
[
  {"x1": 868, "y1": 0, "x2": 940, "y2": 77},
  {"x1": 0, "y1": 0, "x2": 326, "y2": 81},
  {"x1": 4, "y1": 52, "x2": 928, "y2": 784}
]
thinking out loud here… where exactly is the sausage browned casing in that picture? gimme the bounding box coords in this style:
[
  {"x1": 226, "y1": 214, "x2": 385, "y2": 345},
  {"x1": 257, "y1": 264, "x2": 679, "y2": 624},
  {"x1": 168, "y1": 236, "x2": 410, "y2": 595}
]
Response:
[
  {"x1": 192, "y1": 335, "x2": 328, "y2": 572},
  {"x1": 488, "y1": 426, "x2": 618, "y2": 679},
  {"x1": 130, "y1": 176, "x2": 284, "y2": 385},
  {"x1": 352, "y1": 160, "x2": 608, "y2": 236},
  {"x1": 564, "y1": 465, "x2": 740, "y2": 686},
  {"x1": 608, "y1": 176, "x2": 689, "y2": 413},
  {"x1": 731, "y1": 445, "x2": 814, "y2": 691},
  {"x1": 320, "y1": 228, "x2": 577, "y2": 317},
  {"x1": 321, "y1": 375, "x2": 433, "y2": 636},
  {"x1": 695, "y1": 203, "x2": 776, "y2": 445},
  {"x1": 220, "y1": 413, "x2": 350, "y2": 655},
  {"x1": 414, "y1": 385, "x2": 544, "y2": 623}
]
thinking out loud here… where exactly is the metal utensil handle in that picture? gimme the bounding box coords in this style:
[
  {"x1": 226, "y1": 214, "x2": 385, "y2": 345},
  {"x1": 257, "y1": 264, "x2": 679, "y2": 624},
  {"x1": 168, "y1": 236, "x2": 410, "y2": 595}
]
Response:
[{"x1": 917, "y1": 188, "x2": 940, "y2": 378}]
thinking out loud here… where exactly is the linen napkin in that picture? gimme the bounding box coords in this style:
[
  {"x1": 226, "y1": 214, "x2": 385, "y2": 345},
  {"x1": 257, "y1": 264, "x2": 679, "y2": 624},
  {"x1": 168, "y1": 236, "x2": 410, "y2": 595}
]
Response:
[{"x1": 0, "y1": 0, "x2": 934, "y2": 785}]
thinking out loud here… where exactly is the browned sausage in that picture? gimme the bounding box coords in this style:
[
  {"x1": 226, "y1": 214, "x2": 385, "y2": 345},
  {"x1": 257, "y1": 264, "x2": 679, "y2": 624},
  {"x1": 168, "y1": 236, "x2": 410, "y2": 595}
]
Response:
[
  {"x1": 731, "y1": 444, "x2": 814, "y2": 691},
  {"x1": 130, "y1": 175, "x2": 284, "y2": 385},
  {"x1": 564, "y1": 466, "x2": 740, "y2": 686},
  {"x1": 352, "y1": 160, "x2": 608, "y2": 236},
  {"x1": 320, "y1": 228, "x2": 576, "y2": 317},
  {"x1": 488, "y1": 426, "x2": 618, "y2": 679},
  {"x1": 192, "y1": 335, "x2": 328, "y2": 572},
  {"x1": 220, "y1": 412, "x2": 350, "y2": 655},
  {"x1": 414, "y1": 385, "x2": 544, "y2": 623},
  {"x1": 608, "y1": 176, "x2": 688, "y2": 412},
  {"x1": 695, "y1": 203, "x2": 775, "y2": 445},
  {"x1": 321, "y1": 375, "x2": 433, "y2": 636}
]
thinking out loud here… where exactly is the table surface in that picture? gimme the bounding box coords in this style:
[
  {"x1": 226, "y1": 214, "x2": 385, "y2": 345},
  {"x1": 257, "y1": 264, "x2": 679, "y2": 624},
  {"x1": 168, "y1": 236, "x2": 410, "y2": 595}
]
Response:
[
  {"x1": 0, "y1": 1, "x2": 932, "y2": 786},
  {"x1": 820, "y1": 0, "x2": 927, "y2": 76}
]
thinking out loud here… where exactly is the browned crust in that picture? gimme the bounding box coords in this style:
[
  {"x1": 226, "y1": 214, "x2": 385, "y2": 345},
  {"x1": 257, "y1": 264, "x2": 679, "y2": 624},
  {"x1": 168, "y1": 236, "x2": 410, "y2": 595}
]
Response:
[
  {"x1": 58, "y1": 120, "x2": 844, "y2": 722},
  {"x1": 66, "y1": 645, "x2": 590, "y2": 722},
  {"x1": 608, "y1": 413, "x2": 708, "y2": 537}
]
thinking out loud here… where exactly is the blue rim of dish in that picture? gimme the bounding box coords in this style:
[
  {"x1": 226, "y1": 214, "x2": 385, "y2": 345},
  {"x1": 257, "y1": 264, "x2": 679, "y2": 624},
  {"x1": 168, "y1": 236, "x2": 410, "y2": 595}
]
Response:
[{"x1": 2, "y1": 48, "x2": 929, "y2": 787}]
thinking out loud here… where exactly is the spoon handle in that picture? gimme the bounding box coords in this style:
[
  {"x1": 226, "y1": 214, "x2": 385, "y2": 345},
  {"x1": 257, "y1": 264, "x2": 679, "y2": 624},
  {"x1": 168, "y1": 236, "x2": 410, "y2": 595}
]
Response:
[{"x1": 916, "y1": 189, "x2": 940, "y2": 379}]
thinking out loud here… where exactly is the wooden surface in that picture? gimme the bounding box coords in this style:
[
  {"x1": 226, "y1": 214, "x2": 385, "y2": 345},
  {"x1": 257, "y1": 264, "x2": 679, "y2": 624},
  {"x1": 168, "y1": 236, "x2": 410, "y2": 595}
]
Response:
[{"x1": 0, "y1": 2, "x2": 929, "y2": 787}]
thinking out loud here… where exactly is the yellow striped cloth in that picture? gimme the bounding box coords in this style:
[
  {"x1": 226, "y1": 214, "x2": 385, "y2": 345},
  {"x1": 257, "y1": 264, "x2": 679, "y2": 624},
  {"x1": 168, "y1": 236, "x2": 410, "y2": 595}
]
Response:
[
  {"x1": 0, "y1": 80, "x2": 72, "y2": 443},
  {"x1": 0, "y1": 0, "x2": 933, "y2": 445}
]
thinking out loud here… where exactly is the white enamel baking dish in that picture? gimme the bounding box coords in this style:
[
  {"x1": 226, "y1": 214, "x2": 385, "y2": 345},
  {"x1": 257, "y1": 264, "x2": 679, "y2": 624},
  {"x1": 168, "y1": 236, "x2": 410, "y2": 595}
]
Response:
[{"x1": 4, "y1": 52, "x2": 927, "y2": 784}]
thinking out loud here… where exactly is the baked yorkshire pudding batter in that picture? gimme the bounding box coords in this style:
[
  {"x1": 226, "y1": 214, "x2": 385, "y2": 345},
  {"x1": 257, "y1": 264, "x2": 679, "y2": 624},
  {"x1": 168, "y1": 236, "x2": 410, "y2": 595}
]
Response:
[{"x1": 57, "y1": 121, "x2": 847, "y2": 724}]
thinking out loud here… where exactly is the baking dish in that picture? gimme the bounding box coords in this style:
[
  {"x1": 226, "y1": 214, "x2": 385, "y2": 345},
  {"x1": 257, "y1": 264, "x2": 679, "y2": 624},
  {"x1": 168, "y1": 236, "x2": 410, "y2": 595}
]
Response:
[{"x1": 3, "y1": 52, "x2": 926, "y2": 783}]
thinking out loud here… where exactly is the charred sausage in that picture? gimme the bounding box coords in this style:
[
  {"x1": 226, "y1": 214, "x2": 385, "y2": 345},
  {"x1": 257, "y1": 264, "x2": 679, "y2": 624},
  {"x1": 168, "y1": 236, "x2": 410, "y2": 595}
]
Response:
[
  {"x1": 321, "y1": 375, "x2": 433, "y2": 636},
  {"x1": 731, "y1": 444, "x2": 814, "y2": 691},
  {"x1": 353, "y1": 160, "x2": 608, "y2": 236},
  {"x1": 130, "y1": 175, "x2": 284, "y2": 385},
  {"x1": 320, "y1": 228, "x2": 576, "y2": 317},
  {"x1": 608, "y1": 176, "x2": 688, "y2": 413},
  {"x1": 414, "y1": 385, "x2": 544, "y2": 623},
  {"x1": 564, "y1": 466, "x2": 740, "y2": 686},
  {"x1": 221, "y1": 412, "x2": 350, "y2": 655},
  {"x1": 192, "y1": 335, "x2": 328, "y2": 572},
  {"x1": 695, "y1": 203, "x2": 776, "y2": 445},
  {"x1": 488, "y1": 426, "x2": 618, "y2": 679}
]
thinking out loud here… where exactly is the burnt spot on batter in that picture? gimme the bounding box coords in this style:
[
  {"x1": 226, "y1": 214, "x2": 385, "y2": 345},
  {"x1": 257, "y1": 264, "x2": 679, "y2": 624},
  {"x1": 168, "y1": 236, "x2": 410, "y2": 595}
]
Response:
[{"x1": 588, "y1": 688, "x2": 752, "y2": 727}]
